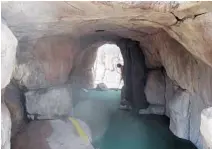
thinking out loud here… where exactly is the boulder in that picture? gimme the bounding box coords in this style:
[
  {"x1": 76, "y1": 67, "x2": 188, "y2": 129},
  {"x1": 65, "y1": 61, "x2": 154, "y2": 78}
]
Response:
[
  {"x1": 200, "y1": 107, "x2": 212, "y2": 149},
  {"x1": 139, "y1": 105, "x2": 165, "y2": 115},
  {"x1": 1, "y1": 20, "x2": 18, "y2": 89},
  {"x1": 96, "y1": 83, "x2": 108, "y2": 91},
  {"x1": 140, "y1": 31, "x2": 212, "y2": 148},
  {"x1": 144, "y1": 70, "x2": 165, "y2": 105},
  {"x1": 1, "y1": 102, "x2": 12, "y2": 149},
  {"x1": 168, "y1": 89, "x2": 190, "y2": 140},
  {"x1": 3, "y1": 82, "x2": 26, "y2": 137},
  {"x1": 14, "y1": 36, "x2": 78, "y2": 89},
  {"x1": 25, "y1": 85, "x2": 72, "y2": 120},
  {"x1": 12, "y1": 118, "x2": 94, "y2": 149}
]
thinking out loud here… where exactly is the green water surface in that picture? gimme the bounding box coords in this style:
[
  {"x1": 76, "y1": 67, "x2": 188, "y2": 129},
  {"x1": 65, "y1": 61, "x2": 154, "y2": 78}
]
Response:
[{"x1": 73, "y1": 89, "x2": 197, "y2": 149}]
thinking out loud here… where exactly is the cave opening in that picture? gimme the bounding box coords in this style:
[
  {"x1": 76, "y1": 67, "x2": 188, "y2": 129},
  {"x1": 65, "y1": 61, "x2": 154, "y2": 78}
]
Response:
[{"x1": 93, "y1": 43, "x2": 124, "y2": 89}]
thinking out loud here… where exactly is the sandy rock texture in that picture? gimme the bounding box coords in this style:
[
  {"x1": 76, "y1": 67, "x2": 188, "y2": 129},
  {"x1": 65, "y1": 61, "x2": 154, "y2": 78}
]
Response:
[
  {"x1": 145, "y1": 70, "x2": 165, "y2": 105},
  {"x1": 14, "y1": 36, "x2": 79, "y2": 89},
  {"x1": 1, "y1": 20, "x2": 17, "y2": 89},
  {"x1": 12, "y1": 119, "x2": 94, "y2": 149},
  {"x1": 1, "y1": 21, "x2": 18, "y2": 149},
  {"x1": 1, "y1": 102, "x2": 12, "y2": 149},
  {"x1": 1, "y1": 2, "x2": 212, "y2": 149},
  {"x1": 25, "y1": 84, "x2": 72, "y2": 120},
  {"x1": 3, "y1": 82, "x2": 26, "y2": 137},
  {"x1": 168, "y1": 89, "x2": 190, "y2": 140}
]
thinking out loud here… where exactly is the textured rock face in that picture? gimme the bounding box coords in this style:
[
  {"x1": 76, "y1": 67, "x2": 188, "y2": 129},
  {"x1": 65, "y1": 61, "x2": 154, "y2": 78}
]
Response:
[
  {"x1": 3, "y1": 82, "x2": 26, "y2": 137},
  {"x1": 164, "y1": 74, "x2": 178, "y2": 117},
  {"x1": 70, "y1": 45, "x2": 98, "y2": 89},
  {"x1": 1, "y1": 2, "x2": 212, "y2": 149},
  {"x1": 12, "y1": 119, "x2": 94, "y2": 149},
  {"x1": 25, "y1": 85, "x2": 72, "y2": 120},
  {"x1": 2, "y1": 2, "x2": 212, "y2": 69},
  {"x1": 1, "y1": 21, "x2": 18, "y2": 149},
  {"x1": 14, "y1": 36, "x2": 79, "y2": 89},
  {"x1": 168, "y1": 12, "x2": 212, "y2": 68},
  {"x1": 1, "y1": 102, "x2": 12, "y2": 149},
  {"x1": 140, "y1": 31, "x2": 212, "y2": 148},
  {"x1": 1, "y1": 20, "x2": 18, "y2": 89},
  {"x1": 139, "y1": 105, "x2": 165, "y2": 115},
  {"x1": 169, "y1": 89, "x2": 190, "y2": 140},
  {"x1": 200, "y1": 107, "x2": 212, "y2": 149},
  {"x1": 145, "y1": 70, "x2": 165, "y2": 105}
]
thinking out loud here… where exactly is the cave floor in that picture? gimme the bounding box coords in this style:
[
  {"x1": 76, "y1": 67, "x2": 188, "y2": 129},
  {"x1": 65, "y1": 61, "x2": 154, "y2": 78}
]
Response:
[{"x1": 73, "y1": 89, "x2": 197, "y2": 149}]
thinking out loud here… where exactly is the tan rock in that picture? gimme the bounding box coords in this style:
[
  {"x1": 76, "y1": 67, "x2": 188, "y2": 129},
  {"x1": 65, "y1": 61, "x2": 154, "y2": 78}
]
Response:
[
  {"x1": 169, "y1": 89, "x2": 190, "y2": 140},
  {"x1": 1, "y1": 102, "x2": 12, "y2": 149},
  {"x1": 168, "y1": 12, "x2": 212, "y2": 67},
  {"x1": 3, "y1": 82, "x2": 26, "y2": 137},
  {"x1": 145, "y1": 70, "x2": 165, "y2": 105},
  {"x1": 12, "y1": 119, "x2": 94, "y2": 149},
  {"x1": 25, "y1": 84, "x2": 72, "y2": 120},
  {"x1": 14, "y1": 36, "x2": 79, "y2": 89}
]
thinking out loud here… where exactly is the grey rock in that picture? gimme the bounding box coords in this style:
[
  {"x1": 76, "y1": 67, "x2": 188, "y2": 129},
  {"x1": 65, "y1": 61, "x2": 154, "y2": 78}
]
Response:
[
  {"x1": 3, "y1": 82, "x2": 26, "y2": 137},
  {"x1": 25, "y1": 85, "x2": 72, "y2": 120},
  {"x1": 139, "y1": 104, "x2": 165, "y2": 115},
  {"x1": 1, "y1": 102, "x2": 12, "y2": 149},
  {"x1": 164, "y1": 74, "x2": 178, "y2": 117},
  {"x1": 200, "y1": 107, "x2": 212, "y2": 149},
  {"x1": 169, "y1": 89, "x2": 190, "y2": 140},
  {"x1": 96, "y1": 83, "x2": 108, "y2": 91},
  {"x1": 12, "y1": 119, "x2": 94, "y2": 149},
  {"x1": 1, "y1": 21, "x2": 17, "y2": 89},
  {"x1": 13, "y1": 36, "x2": 78, "y2": 90},
  {"x1": 145, "y1": 70, "x2": 165, "y2": 105}
]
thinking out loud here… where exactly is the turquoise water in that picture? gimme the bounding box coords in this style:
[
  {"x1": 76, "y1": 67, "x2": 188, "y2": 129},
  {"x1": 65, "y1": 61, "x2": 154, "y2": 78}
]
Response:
[{"x1": 73, "y1": 89, "x2": 197, "y2": 149}]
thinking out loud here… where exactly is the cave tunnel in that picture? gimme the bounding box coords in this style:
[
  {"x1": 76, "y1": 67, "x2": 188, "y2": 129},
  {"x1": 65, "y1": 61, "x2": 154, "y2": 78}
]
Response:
[{"x1": 1, "y1": 2, "x2": 212, "y2": 149}]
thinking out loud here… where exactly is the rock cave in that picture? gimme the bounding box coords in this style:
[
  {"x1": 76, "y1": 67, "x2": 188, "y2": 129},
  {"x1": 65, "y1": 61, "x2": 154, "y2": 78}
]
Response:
[{"x1": 1, "y1": 1, "x2": 212, "y2": 149}]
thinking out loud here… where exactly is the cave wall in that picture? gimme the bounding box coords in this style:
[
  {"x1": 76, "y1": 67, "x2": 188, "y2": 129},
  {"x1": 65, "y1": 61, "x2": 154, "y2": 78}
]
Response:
[
  {"x1": 10, "y1": 30, "x2": 212, "y2": 149},
  {"x1": 1, "y1": 2, "x2": 212, "y2": 149},
  {"x1": 69, "y1": 44, "x2": 98, "y2": 89},
  {"x1": 5, "y1": 26, "x2": 212, "y2": 149},
  {"x1": 14, "y1": 36, "x2": 80, "y2": 90},
  {"x1": 140, "y1": 31, "x2": 212, "y2": 148},
  {"x1": 1, "y1": 21, "x2": 17, "y2": 149}
]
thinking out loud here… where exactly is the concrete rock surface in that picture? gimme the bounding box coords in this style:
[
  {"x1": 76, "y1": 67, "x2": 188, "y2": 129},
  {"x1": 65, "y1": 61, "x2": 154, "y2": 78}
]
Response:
[
  {"x1": 139, "y1": 104, "x2": 165, "y2": 115},
  {"x1": 13, "y1": 36, "x2": 79, "y2": 89},
  {"x1": 168, "y1": 89, "x2": 190, "y2": 140},
  {"x1": 25, "y1": 85, "x2": 72, "y2": 120},
  {"x1": 1, "y1": 20, "x2": 17, "y2": 89},
  {"x1": 145, "y1": 70, "x2": 165, "y2": 105},
  {"x1": 2, "y1": 2, "x2": 212, "y2": 149},
  {"x1": 3, "y1": 82, "x2": 26, "y2": 137},
  {"x1": 1, "y1": 102, "x2": 12, "y2": 149},
  {"x1": 200, "y1": 107, "x2": 212, "y2": 149},
  {"x1": 12, "y1": 119, "x2": 94, "y2": 149}
]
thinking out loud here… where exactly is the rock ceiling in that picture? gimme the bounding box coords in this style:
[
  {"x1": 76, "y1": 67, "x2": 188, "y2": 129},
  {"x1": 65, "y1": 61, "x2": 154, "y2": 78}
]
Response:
[{"x1": 2, "y1": 1, "x2": 212, "y2": 67}]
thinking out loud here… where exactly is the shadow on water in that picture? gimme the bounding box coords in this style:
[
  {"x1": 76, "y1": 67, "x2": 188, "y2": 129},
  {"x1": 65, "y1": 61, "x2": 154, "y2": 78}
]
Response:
[{"x1": 72, "y1": 89, "x2": 197, "y2": 149}]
